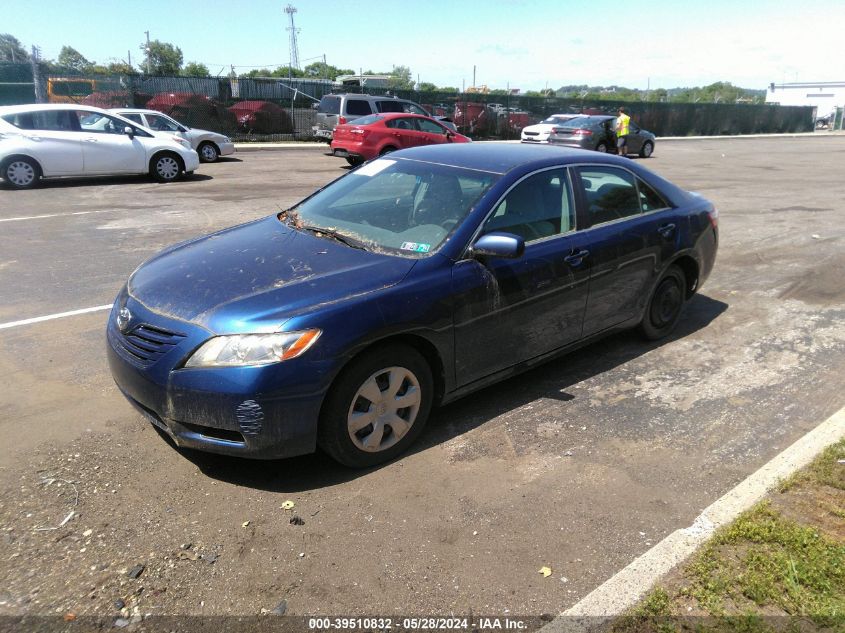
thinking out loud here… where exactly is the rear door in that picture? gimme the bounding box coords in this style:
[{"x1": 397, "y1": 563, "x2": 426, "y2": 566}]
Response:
[
  {"x1": 3, "y1": 109, "x2": 84, "y2": 176},
  {"x1": 573, "y1": 165, "x2": 682, "y2": 336},
  {"x1": 384, "y1": 117, "x2": 424, "y2": 150}
]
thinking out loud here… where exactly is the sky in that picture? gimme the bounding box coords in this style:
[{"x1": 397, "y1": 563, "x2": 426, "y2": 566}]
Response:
[{"x1": 4, "y1": 0, "x2": 844, "y2": 92}]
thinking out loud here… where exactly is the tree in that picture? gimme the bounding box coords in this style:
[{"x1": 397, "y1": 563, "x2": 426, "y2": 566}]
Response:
[
  {"x1": 141, "y1": 39, "x2": 183, "y2": 75},
  {"x1": 417, "y1": 82, "x2": 438, "y2": 92},
  {"x1": 107, "y1": 61, "x2": 138, "y2": 75},
  {"x1": 303, "y1": 61, "x2": 353, "y2": 80},
  {"x1": 57, "y1": 46, "x2": 93, "y2": 73},
  {"x1": 0, "y1": 33, "x2": 29, "y2": 62},
  {"x1": 387, "y1": 65, "x2": 414, "y2": 90},
  {"x1": 183, "y1": 62, "x2": 210, "y2": 77}
]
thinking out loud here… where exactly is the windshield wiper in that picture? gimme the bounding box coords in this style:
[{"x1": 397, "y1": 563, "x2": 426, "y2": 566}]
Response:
[{"x1": 299, "y1": 224, "x2": 369, "y2": 251}]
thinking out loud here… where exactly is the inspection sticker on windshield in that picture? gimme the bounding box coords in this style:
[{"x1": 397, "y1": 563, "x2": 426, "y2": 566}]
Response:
[
  {"x1": 353, "y1": 159, "x2": 396, "y2": 177},
  {"x1": 400, "y1": 242, "x2": 430, "y2": 253}
]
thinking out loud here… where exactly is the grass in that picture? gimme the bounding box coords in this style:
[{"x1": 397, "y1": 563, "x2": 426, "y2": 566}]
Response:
[{"x1": 613, "y1": 438, "x2": 845, "y2": 632}]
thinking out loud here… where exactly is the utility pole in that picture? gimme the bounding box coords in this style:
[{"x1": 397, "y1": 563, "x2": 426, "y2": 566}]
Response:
[
  {"x1": 144, "y1": 30, "x2": 151, "y2": 74},
  {"x1": 30, "y1": 45, "x2": 46, "y2": 103},
  {"x1": 472, "y1": 65, "x2": 476, "y2": 88},
  {"x1": 284, "y1": 5, "x2": 301, "y2": 71},
  {"x1": 127, "y1": 50, "x2": 132, "y2": 68}
]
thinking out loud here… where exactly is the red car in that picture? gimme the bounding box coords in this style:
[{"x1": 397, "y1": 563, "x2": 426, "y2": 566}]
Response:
[
  {"x1": 228, "y1": 100, "x2": 292, "y2": 134},
  {"x1": 331, "y1": 113, "x2": 470, "y2": 166}
]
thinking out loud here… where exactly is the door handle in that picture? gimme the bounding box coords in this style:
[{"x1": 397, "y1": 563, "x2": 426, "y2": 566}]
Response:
[
  {"x1": 84, "y1": 137, "x2": 99, "y2": 143},
  {"x1": 658, "y1": 223, "x2": 676, "y2": 238},
  {"x1": 564, "y1": 249, "x2": 589, "y2": 266}
]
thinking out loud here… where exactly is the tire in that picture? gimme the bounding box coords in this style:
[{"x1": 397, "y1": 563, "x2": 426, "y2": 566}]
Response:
[
  {"x1": 150, "y1": 152, "x2": 183, "y2": 183},
  {"x1": 640, "y1": 265, "x2": 686, "y2": 340},
  {"x1": 379, "y1": 145, "x2": 397, "y2": 156},
  {"x1": 198, "y1": 142, "x2": 220, "y2": 163},
  {"x1": 639, "y1": 141, "x2": 654, "y2": 158},
  {"x1": 318, "y1": 344, "x2": 433, "y2": 468},
  {"x1": 595, "y1": 142, "x2": 608, "y2": 153},
  {"x1": 345, "y1": 156, "x2": 364, "y2": 167},
  {"x1": 2, "y1": 157, "x2": 41, "y2": 189}
]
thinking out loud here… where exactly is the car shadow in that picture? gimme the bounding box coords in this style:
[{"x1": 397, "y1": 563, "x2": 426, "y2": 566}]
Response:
[
  {"x1": 178, "y1": 293, "x2": 728, "y2": 492},
  {"x1": 6, "y1": 173, "x2": 213, "y2": 190},
  {"x1": 215, "y1": 157, "x2": 243, "y2": 163}
]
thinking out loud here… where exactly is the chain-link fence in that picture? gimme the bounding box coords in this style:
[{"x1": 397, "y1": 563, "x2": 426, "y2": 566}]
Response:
[{"x1": 1, "y1": 63, "x2": 816, "y2": 140}]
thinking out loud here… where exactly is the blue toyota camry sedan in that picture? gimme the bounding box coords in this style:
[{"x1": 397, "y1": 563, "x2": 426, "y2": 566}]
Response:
[{"x1": 107, "y1": 144, "x2": 718, "y2": 467}]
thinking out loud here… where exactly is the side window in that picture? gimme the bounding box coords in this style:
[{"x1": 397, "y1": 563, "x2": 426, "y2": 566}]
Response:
[
  {"x1": 346, "y1": 99, "x2": 373, "y2": 116},
  {"x1": 481, "y1": 168, "x2": 575, "y2": 242},
  {"x1": 376, "y1": 100, "x2": 404, "y2": 113},
  {"x1": 638, "y1": 178, "x2": 669, "y2": 212},
  {"x1": 405, "y1": 103, "x2": 428, "y2": 116},
  {"x1": 122, "y1": 113, "x2": 143, "y2": 125},
  {"x1": 386, "y1": 117, "x2": 418, "y2": 131},
  {"x1": 577, "y1": 167, "x2": 641, "y2": 226},
  {"x1": 76, "y1": 111, "x2": 128, "y2": 135},
  {"x1": 417, "y1": 118, "x2": 447, "y2": 134},
  {"x1": 3, "y1": 110, "x2": 74, "y2": 131},
  {"x1": 146, "y1": 114, "x2": 180, "y2": 132}
]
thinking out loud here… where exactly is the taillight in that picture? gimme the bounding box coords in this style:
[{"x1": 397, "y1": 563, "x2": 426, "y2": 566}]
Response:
[
  {"x1": 338, "y1": 116, "x2": 347, "y2": 125},
  {"x1": 708, "y1": 207, "x2": 719, "y2": 229},
  {"x1": 574, "y1": 128, "x2": 592, "y2": 136}
]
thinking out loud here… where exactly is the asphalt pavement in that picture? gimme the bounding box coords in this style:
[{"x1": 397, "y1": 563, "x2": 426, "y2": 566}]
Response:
[{"x1": 0, "y1": 138, "x2": 843, "y2": 618}]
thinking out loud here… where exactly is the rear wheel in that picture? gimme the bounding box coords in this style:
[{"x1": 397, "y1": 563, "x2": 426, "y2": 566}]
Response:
[
  {"x1": 640, "y1": 265, "x2": 686, "y2": 340},
  {"x1": 345, "y1": 156, "x2": 364, "y2": 167},
  {"x1": 150, "y1": 152, "x2": 183, "y2": 183},
  {"x1": 2, "y1": 157, "x2": 41, "y2": 189},
  {"x1": 198, "y1": 142, "x2": 219, "y2": 163},
  {"x1": 595, "y1": 142, "x2": 608, "y2": 153},
  {"x1": 379, "y1": 145, "x2": 397, "y2": 156},
  {"x1": 318, "y1": 344, "x2": 433, "y2": 468},
  {"x1": 639, "y1": 141, "x2": 654, "y2": 158}
]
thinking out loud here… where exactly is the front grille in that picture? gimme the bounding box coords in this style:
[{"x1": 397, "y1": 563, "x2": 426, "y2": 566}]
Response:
[{"x1": 112, "y1": 322, "x2": 186, "y2": 368}]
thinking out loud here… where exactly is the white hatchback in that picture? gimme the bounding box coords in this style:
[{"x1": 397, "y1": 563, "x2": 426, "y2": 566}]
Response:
[
  {"x1": 0, "y1": 104, "x2": 200, "y2": 189},
  {"x1": 520, "y1": 113, "x2": 580, "y2": 144},
  {"x1": 111, "y1": 108, "x2": 235, "y2": 163}
]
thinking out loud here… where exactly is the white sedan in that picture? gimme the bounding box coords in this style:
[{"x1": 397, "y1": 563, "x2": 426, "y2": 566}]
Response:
[
  {"x1": 0, "y1": 104, "x2": 199, "y2": 189},
  {"x1": 520, "y1": 113, "x2": 580, "y2": 143},
  {"x1": 111, "y1": 108, "x2": 235, "y2": 163}
]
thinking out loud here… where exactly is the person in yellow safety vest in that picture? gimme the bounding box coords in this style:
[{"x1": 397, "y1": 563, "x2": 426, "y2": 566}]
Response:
[{"x1": 615, "y1": 107, "x2": 631, "y2": 157}]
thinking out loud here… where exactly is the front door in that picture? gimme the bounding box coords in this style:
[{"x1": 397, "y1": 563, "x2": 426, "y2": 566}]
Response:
[
  {"x1": 75, "y1": 111, "x2": 146, "y2": 174},
  {"x1": 452, "y1": 167, "x2": 590, "y2": 385}
]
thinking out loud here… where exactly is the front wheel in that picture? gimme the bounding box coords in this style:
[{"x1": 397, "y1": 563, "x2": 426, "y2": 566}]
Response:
[
  {"x1": 318, "y1": 344, "x2": 433, "y2": 468},
  {"x1": 2, "y1": 157, "x2": 41, "y2": 189},
  {"x1": 640, "y1": 265, "x2": 686, "y2": 340},
  {"x1": 639, "y1": 141, "x2": 654, "y2": 158},
  {"x1": 595, "y1": 142, "x2": 608, "y2": 153},
  {"x1": 198, "y1": 142, "x2": 219, "y2": 163},
  {"x1": 150, "y1": 153, "x2": 183, "y2": 183}
]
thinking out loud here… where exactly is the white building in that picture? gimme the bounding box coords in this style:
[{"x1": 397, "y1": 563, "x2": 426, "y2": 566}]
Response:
[{"x1": 766, "y1": 81, "x2": 845, "y2": 120}]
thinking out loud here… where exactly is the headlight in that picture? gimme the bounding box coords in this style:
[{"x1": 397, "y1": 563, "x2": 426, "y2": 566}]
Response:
[
  {"x1": 222, "y1": 136, "x2": 231, "y2": 143},
  {"x1": 184, "y1": 329, "x2": 321, "y2": 367},
  {"x1": 171, "y1": 135, "x2": 191, "y2": 149}
]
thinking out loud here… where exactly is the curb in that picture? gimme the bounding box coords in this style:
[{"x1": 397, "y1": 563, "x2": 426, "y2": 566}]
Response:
[{"x1": 542, "y1": 404, "x2": 845, "y2": 631}]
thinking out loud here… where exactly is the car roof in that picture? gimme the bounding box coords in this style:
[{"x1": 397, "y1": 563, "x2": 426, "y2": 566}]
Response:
[
  {"x1": 390, "y1": 142, "x2": 636, "y2": 175},
  {"x1": 109, "y1": 108, "x2": 163, "y2": 114},
  {"x1": 0, "y1": 103, "x2": 111, "y2": 114}
]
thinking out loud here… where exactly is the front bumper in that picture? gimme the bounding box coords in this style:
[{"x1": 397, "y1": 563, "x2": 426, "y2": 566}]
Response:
[
  {"x1": 218, "y1": 141, "x2": 236, "y2": 157},
  {"x1": 106, "y1": 295, "x2": 330, "y2": 460},
  {"x1": 183, "y1": 150, "x2": 201, "y2": 172}
]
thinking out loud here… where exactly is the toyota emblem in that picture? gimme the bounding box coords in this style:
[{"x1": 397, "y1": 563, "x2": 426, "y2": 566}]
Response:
[{"x1": 117, "y1": 307, "x2": 131, "y2": 332}]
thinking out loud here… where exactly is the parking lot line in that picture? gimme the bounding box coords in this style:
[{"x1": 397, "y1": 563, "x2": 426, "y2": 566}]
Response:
[
  {"x1": 0, "y1": 209, "x2": 116, "y2": 223},
  {"x1": 0, "y1": 304, "x2": 112, "y2": 330}
]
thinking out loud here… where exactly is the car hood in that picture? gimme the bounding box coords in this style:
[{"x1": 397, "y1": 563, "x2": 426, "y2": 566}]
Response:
[{"x1": 128, "y1": 216, "x2": 415, "y2": 333}]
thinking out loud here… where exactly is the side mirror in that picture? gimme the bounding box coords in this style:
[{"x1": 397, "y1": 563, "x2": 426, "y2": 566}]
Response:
[
  {"x1": 469, "y1": 232, "x2": 525, "y2": 259},
  {"x1": 123, "y1": 126, "x2": 135, "y2": 139}
]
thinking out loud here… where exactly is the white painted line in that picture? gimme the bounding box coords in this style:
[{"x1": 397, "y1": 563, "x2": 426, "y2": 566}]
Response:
[
  {"x1": 542, "y1": 405, "x2": 845, "y2": 632},
  {"x1": 0, "y1": 305, "x2": 112, "y2": 330},
  {"x1": 0, "y1": 209, "x2": 116, "y2": 223}
]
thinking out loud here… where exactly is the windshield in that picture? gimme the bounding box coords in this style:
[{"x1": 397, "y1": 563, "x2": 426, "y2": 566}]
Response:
[{"x1": 289, "y1": 158, "x2": 499, "y2": 257}]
